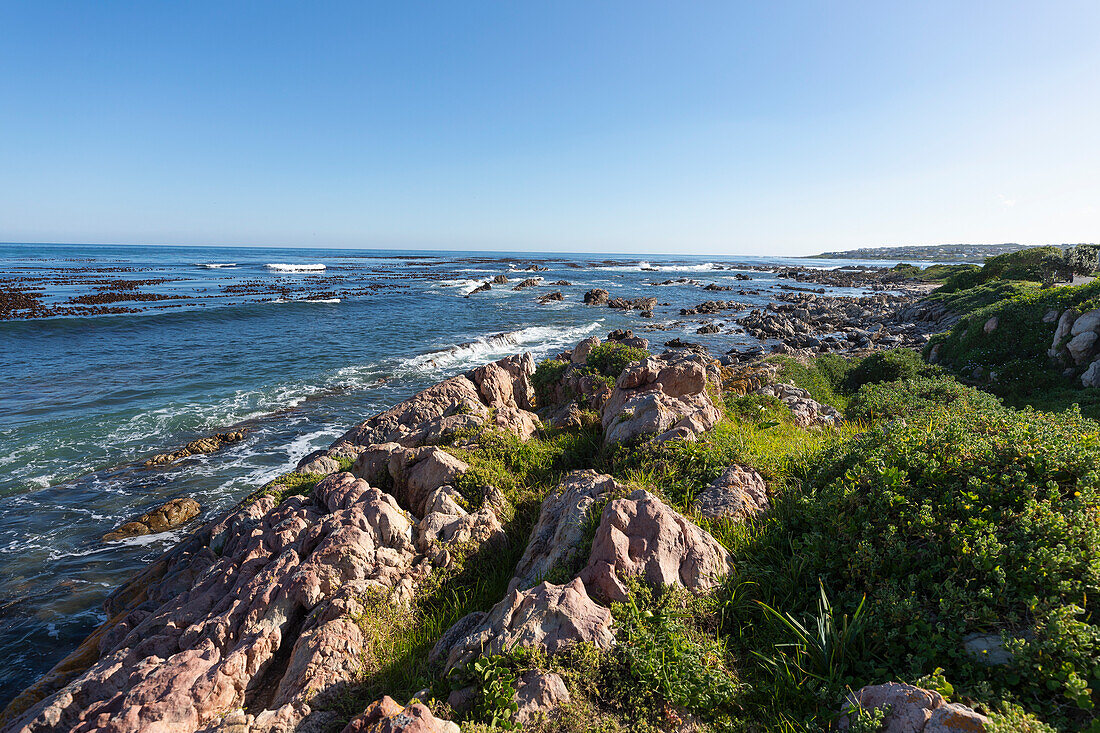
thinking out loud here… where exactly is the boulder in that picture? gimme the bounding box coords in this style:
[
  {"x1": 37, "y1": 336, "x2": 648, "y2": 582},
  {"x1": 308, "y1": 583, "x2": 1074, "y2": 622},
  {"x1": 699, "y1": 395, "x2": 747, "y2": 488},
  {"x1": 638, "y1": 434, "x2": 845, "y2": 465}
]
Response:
[
  {"x1": 583, "y1": 289, "x2": 609, "y2": 305},
  {"x1": 602, "y1": 352, "x2": 722, "y2": 444},
  {"x1": 692, "y1": 465, "x2": 768, "y2": 521},
  {"x1": 340, "y1": 696, "x2": 459, "y2": 733},
  {"x1": 513, "y1": 670, "x2": 570, "y2": 726},
  {"x1": 1083, "y1": 359, "x2": 1100, "y2": 388},
  {"x1": 571, "y1": 336, "x2": 600, "y2": 364},
  {"x1": 1070, "y1": 308, "x2": 1100, "y2": 336},
  {"x1": 982, "y1": 316, "x2": 998, "y2": 334},
  {"x1": 298, "y1": 455, "x2": 340, "y2": 476},
  {"x1": 1067, "y1": 331, "x2": 1099, "y2": 365},
  {"x1": 102, "y1": 498, "x2": 201, "y2": 542},
  {"x1": 508, "y1": 471, "x2": 625, "y2": 593},
  {"x1": 579, "y1": 490, "x2": 734, "y2": 603},
  {"x1": 1049, "y1": 308, "x2": 1079, "y2": 358},
  {"x1": 395, "y1": 448, "x2": 470, "y2": 517},
  {"x1": 444, "y1": 579, "x2": 615, "y2": 671},
  {"x1": 838, "y1": 682, "x2": 989, "y2": 732}
]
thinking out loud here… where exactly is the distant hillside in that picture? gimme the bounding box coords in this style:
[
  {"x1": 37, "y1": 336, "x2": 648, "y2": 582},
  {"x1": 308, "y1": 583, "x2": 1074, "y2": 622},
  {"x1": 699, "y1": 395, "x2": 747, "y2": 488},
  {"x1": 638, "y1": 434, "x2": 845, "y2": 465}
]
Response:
[{"x1": 811, "y1": 242, "x2": 1095, "y2": 263}]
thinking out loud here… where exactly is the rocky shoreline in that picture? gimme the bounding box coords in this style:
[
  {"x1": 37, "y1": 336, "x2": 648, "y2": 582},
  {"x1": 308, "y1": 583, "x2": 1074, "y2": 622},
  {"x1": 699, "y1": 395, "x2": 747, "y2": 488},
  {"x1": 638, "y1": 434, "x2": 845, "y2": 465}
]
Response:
[{"x1": 2, "y1": 275, "x2": 999, "y2": 733}]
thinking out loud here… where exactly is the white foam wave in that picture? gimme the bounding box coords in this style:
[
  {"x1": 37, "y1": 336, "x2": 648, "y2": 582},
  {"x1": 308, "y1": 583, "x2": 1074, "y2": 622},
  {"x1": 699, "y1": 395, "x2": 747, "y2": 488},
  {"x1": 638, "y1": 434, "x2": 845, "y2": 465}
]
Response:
[
  {"x1": 398, "y1": 321, "x2": 602, "y2": 374},
  {"x1": 265, "y1": 263, "x2": 326, "y2": 272},
  {"x1": 269, "y1": 298, "x2": 341, "y2": 304},
  {"x1": 197, "y1": 263, "x2": 237, "y2": 269}
]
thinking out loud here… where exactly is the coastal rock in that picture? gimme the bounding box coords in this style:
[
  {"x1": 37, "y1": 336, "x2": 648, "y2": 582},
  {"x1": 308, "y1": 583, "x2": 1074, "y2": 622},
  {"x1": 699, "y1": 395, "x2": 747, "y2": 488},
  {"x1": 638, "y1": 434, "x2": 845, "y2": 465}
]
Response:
[
  {"x1": 416, "y1": 504, "x2": 507, "y2": 555},
  {"x1": 512, "y1": 278, "x2": 542, "y2": 290},
  {"x1": 508, "y1": 470, "x2": 626, "y2": 593},
  {"x1": 571, "y1": 336, "x2": 600, "y2": 364},
  {"x1": 537, "y1": 291, "x2": 564, "y2": 303},
  {"x1": 838, "y1": 682, "x2": 989, "y2": 732},
  {"x1": 428, "y1": 612, "x2": 486, "y2": 664},
  {"x1": 579, "y1": 489, "x2": 734, "y2": 603},
  {"x1": 143, "y1": 430, "x2": 245, "y2": 466},
  {"x1": 601, "y1": 351, "x2": 722, "y2": 444},
  {"x1": 583, "y1": 288, "x2": 609, "y2": 305},
  {"x1": 513, "y1": 671, "x2": 570, "y2": 726},
  {"x1": 298, "y1": 454, "x2": 340, "y2": 476},
  {"x1": 340, "y1": 696, "x2": 459, "y2": 733},
  {"x1": 1049, "y1": 308, "x2": 1079, "y2": 358},
  {"x1": 333, "y1": 354, "x2": 539, "y2": 450},
  {"x1": 466, "y1": 282, "x2": 491, "y2": 296},
  {"x1": 392, "y1": 447, "x2": 470, "y2": 517},
  {"x1": 692, "y1": 465, "x2": 768, "y2": 521},
  {"x1": 754, "y1": 383, "x2": 841, "y2": 428},
  {"x1": 444, "y1": 578, "x2": 615, "y2": 671},
  {"x1": 102, "y1": 498, "x2": 201, "y2": 542},
  {"x1": 1066, "y1": 331, "x2": 1099, "y2": 365},
  {"x1": 1083, "y1": 359, "x2": 1100, "y2": 388}
]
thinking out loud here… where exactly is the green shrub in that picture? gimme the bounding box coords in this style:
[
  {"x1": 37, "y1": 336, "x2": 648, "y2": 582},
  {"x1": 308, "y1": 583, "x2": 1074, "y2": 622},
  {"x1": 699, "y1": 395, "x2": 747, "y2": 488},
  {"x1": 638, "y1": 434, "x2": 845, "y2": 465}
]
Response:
[
  {"x1": 767, "y1": 353, "x2": 853, "y2": 410},
  {"x1": 842, "y1": 349, "x2": 938, "y2": 393},
  {"x1": 846, "y1": 375, "x2": 1000, "y2": 422},
  {"x1": 532, "y1": 358, "x2": 569, "y2": 407},
  {"x1": 586, "y1": 342, "x2": 648, "y2": 380},
  {"x1": 726, "y1": 400, "x2": 1100, "y2": 729}
]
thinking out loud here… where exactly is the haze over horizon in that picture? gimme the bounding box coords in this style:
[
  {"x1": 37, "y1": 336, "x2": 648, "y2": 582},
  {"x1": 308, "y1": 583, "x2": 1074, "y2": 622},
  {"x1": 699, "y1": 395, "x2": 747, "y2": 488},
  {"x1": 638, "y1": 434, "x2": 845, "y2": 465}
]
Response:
[{"x1": 1, "y1": 1, "x2": 1097, "y2": 255}]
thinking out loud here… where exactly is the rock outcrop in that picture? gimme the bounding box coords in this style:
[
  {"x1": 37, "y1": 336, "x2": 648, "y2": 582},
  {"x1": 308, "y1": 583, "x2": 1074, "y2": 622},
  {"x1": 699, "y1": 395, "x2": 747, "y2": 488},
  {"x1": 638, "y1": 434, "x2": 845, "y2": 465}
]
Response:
[
  {"x1": 442, "y1": 579, "x2": 615, "y2": 671},
  {"x1": 579, "y1": 489, "x2": 734, "y2": 603},
  {"x1": 508, "y1": 470, "x2": 626, "y2": 593},
  {"x1": 4, "y1": 465, "x2": 506, "y2": 733},
  {"x1": 601, "y1": 351, "x2": 722, "y2": 444},
  {"x1": 1048, "y1": 307, "x2": 1100, "y2": 385},
  {"x1": 102, "y1": 497, "x2": 202, "y2": 542},
  {"x1": 754, "y1": 383, "x2": 841, "y2": 428},
  {"x1": 340, "y1": 696, "x2": 459, "y2": 733},
  {"x1": 513, "y1": 671, "x2": 570, "y2": 726},
  {"x1": 143, "y1": 430, "x2": 245, "y2": 466},
  {"x1": 839, "y1": 682, "x2": 989, "y2": 732},
  {"x1": 692, "y1": 465, "x2": 768, "y2": 521}
]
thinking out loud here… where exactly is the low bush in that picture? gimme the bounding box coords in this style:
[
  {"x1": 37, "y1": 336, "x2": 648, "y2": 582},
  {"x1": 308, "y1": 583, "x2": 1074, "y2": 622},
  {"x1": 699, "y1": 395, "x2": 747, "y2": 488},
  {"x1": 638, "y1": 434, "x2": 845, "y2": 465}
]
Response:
[
  {"x1": 845, "y1": 375, "x2": 1000, "y2": 422},
  {"x1": 586, "y1": 342, "x2": 649, "y2": 380}
]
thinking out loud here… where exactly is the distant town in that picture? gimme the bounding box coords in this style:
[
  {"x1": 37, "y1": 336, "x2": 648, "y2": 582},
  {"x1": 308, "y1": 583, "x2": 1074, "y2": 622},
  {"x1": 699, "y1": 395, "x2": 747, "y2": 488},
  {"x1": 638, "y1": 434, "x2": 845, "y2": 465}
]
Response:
[{"x1": 812, "y1": 242, "x2": 1098, "y2": 262}]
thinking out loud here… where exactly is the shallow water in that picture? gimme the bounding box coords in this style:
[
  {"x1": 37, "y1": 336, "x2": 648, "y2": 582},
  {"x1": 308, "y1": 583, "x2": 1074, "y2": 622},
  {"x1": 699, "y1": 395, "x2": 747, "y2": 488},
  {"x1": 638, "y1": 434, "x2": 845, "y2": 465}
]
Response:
[{"x1": 0, "y1": 243, "x2": 906, "y2": 705}]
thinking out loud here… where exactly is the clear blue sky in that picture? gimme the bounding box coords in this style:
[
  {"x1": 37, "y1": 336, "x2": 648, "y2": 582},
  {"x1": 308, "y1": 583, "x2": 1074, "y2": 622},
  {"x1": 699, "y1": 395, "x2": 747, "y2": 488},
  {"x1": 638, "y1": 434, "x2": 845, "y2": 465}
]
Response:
[{"x1": 1, "y1": 2, "x2": 1097, "y2": 255}]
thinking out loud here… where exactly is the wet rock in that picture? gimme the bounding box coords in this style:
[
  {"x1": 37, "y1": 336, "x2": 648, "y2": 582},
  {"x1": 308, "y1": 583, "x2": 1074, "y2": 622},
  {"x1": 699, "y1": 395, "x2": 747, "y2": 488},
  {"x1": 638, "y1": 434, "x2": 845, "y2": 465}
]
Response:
[
  {"x1": 583, "y1": 288, "x2": 609, "y2": 305},
  {"x1": 491, "y1": 274, "x2": 510, "y2": 285},
  {"x1": 144, "y1": 430, "x2": 245, "y2": 466},
  {"x1": 608, "y1": 296, "x2": 657, "y2": 312},
  {"x1": 537, "y1": 291, "x2": 564, "y2": 303},
  {"x1": 102, "y1": 498, "x2": 201, "y2": 542},
  {"x1": 602, "y1": 351, "x2": 722, "y2": 444},
  {"x1": 512, "y1": 278, "x2": 542, "y2": 290},
  {"x1": 579, "y1": 489, "x2": 734, "y2": 603},
  {"x1": 513, "y1": 671, "x2": 570, "y2": 726},
  {"x1": 509, "y1": 471, "x2": 626, "y2": 593},
  {"x1": 466, "y1": 282, "x2": 491, "y2": 297},
  {"x1": 444, "y1": 579, "x2": 615, "y2": 671},
  {"x1": 692, "y1": 465, "x2": 768, "y2": 521},
  {"x1": 340, "y1": 696, "x2": 459, "y2": 733},
  {"x1": 696, "y1": 323, "x2": 720, "y2": 334},
  {"x1": 838, "y1": 682, "x2": 989, "y2": 732}
]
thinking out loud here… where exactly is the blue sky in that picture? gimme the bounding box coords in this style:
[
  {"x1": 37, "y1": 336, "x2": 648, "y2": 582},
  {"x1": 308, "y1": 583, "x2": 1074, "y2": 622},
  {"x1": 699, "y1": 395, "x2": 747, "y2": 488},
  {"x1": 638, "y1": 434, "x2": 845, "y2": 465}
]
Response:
[{"x1": 0, "y1": 2, "x2": 1097, "y2": 255}]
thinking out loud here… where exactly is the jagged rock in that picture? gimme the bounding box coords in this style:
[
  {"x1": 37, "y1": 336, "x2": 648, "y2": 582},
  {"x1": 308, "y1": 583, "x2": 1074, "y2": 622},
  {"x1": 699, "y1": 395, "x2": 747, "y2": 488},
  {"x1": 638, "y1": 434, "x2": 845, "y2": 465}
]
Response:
[
  {"x1": 583, "y1": 289, "x2": 609, "y2": 305},
  {"x1": 508, "y1": 471, "x2": 626, "y2": 593},
  {"x1": 512, "y1": 278, "x2": 542, "y2": 290},
  {"x1": 513, "y1": 671, "x2": 570, "y2": 726},
  {"x1": 392, "y1": 448, "x2": 470, "y2": 517},
  {"x1": 601, "y1": 351, "x2": 722, "y2": 444},
  {"x1": 340, "y1": 696, "x2": 459, "y2": 733},
  {"x1": 754, "y1": 383, "x2": 841, "y2": 428},
  {"x1": 492, "y1": 274, "x2": 509, "y2": 285},
  {"x1": 143, "y1": 430, "x2": 245, "y2": 466},
  {"x1": 428, "y1": 612, "x2": 486, "y2": 664},
  {"x1": 692, "y1": 465, "x2": 768, "y2": 521},
  {"x1": 444, "y1": 579, "x2": 615, "y2": 671},
  {"x1": 543, "y1": 401, "x2": 586, "y2": 429},
  {"x1": 571, "y1": 336, "x2": 600, "y2": 364},
  {"x1": 416, "y1": 504, "x2": 507, "y2": 555},
  {"x1": 838, "y1": 682, "x2": 989, "y2": 732},
  {"x1": 537, "y1": 291, "x2": 564, "y2": 303},
  {"x1": 299, "y1": 454, "x2": 340, "y2": 475},
  {"x1": 579, "y1": 490, "x2": 734, "y2": 603},
  {"x1": 102, "y1": 498, "x2": 201, "y2": 542},
  {"x1": 466, "y1": 282, "x2": 491, "y2": 296}
]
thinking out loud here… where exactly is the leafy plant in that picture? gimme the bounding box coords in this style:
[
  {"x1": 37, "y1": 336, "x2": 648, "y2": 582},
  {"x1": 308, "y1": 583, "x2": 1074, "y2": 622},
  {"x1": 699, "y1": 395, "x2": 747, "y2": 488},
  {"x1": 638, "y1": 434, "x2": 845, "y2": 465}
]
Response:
[{"x1": 586, "y1": 342, "x2": 648, "y2": 380}]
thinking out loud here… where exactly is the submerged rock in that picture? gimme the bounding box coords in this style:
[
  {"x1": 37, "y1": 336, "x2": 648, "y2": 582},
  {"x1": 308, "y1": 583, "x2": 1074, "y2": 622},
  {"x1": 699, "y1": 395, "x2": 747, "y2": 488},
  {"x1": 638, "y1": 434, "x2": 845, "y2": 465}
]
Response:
[
  {"x1": 143, "y1": 430, "x2": 245, "y2": 466},
  {"x1": 102, "y1": 497, "x2": 201, "y2": 542}
]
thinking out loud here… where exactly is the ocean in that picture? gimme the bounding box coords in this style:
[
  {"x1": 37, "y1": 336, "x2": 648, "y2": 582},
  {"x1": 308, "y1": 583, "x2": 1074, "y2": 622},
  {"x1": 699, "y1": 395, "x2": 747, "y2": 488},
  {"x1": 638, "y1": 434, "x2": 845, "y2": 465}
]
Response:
[{"x1": 0, "y1": 243, "x2": 902, "y2": 705}]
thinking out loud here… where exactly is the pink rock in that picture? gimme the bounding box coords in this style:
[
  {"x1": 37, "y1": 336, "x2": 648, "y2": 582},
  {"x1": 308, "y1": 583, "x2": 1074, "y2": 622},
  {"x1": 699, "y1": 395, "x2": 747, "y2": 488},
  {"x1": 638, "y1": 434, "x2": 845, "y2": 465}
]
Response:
[
  {"x1": 508, "y1": 471, "x2": 625, "y2": 593},
  {"x1": 340, "y1": 696, "x2": 459, "y2": 733},
  {"x1": 579, "y1": 490, "x2": 734, "y2": 602},
  {"x1": 513, "y1": 670, "x2": 570, "y2": 725},
  {"x1": 692, "y1": 465, "x2": 768, "y2": 521},
  {"x1": 602, "y1": 352, "x2": 722, "y2": 444},
  {"x1": 839, "y1": 682, "x2": 989, "y2": 732},
  {"x1": 444, "y1": 579, "x2": 615, "y2": 671}
]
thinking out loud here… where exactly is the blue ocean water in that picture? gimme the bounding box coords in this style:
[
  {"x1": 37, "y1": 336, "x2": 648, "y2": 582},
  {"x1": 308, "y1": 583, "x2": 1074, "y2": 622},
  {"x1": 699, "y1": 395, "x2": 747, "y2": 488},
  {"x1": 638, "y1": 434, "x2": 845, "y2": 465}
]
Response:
[{"x1": 0, "y1": 243, "x2": 903, "y2": 705}]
